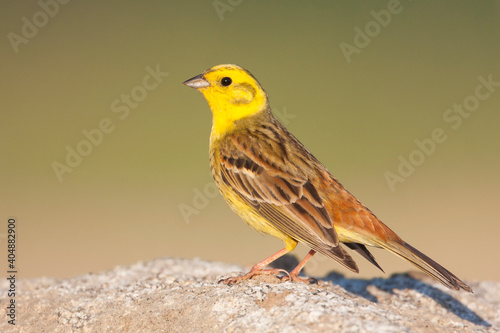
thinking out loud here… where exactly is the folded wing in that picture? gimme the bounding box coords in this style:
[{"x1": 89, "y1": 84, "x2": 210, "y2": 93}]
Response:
[{"x1": 218, "y1": 126, "x2": 359, "y2": 272}]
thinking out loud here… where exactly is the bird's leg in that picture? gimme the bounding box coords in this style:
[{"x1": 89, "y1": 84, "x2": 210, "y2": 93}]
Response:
[
  {"x1": 219, "y1": 247, "x2": 291, "y2": 285},
  {"x1": 279, "y1": 249, "x2": 317, "y2": 284}
]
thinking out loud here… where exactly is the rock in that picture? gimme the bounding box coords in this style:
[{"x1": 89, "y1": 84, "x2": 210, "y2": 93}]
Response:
[{"x1": 0, "y1": 257, "x2": 497, "y2": 332}]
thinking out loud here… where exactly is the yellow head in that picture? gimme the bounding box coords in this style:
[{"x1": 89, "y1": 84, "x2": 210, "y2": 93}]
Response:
[{"x1": 183, "y1": 64, "x2": 269, "y2": 137}]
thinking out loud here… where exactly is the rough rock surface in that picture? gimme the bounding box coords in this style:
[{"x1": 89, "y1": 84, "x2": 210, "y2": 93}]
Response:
[{"x1": 0, "y1": 257, "x2": 498, "y2": 332}]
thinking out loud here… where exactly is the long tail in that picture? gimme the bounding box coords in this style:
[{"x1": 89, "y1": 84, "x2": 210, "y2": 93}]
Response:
[{"x1": 380, "y1": 240, "x2": 472, "y2": 292}]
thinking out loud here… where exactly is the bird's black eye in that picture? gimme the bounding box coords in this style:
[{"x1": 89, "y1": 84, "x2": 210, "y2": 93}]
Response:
[{"x1": 221, "y1": 77, "x2": 232, "y2": 86}]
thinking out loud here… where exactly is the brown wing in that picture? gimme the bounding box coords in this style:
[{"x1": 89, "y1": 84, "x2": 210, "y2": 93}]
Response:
[{"x1": 218, "y1": 122, "x2": 358, "y2": 272}]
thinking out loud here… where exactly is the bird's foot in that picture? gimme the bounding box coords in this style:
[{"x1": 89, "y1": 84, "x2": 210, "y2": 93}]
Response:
[
  {"x1": 218, "y1": 268, "x2": 288, "y2": 286},
  {"x1": 218, "y1": 268, "x2": 317, "y2": 285},
  {"x1": 279, "y1": 274, "x2": 317, "y2": 284}
]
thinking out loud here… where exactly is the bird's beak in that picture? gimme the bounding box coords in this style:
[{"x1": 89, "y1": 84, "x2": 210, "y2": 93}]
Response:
[{"x1": 183, "y1": 74, "x2": 210, "y2": 89}]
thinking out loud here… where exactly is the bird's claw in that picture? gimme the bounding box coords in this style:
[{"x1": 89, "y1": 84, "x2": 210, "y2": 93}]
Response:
[{"x1": 279, "y1": 275, "x2": 317, "y2": 284}]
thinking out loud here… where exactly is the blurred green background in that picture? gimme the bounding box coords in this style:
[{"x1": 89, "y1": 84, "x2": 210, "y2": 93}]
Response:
[{"x1": 1, "y1": 1, "x2": 499, "y2": 282}]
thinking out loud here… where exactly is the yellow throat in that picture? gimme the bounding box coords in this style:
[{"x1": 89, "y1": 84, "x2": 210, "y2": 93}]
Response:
[{"x1": 183, "y1": 64, "x2": 269, "y2": 140}]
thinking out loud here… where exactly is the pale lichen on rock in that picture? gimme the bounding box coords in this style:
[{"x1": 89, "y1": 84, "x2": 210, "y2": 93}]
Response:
[{"x1": 0, "y1": 257, "x2": 497, "y2": 332}]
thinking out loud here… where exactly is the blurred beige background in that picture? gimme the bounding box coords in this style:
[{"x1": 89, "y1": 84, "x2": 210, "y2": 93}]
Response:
[{"x1": 1, "y1": 1, "x2": 499, "y2": 282}]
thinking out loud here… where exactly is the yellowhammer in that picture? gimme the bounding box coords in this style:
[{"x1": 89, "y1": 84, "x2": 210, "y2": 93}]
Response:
[{"x1": 183, "y1": 64, "x2": 472, "y2": 292}]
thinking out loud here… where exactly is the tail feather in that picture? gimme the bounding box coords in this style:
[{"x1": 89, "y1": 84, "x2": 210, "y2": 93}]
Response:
[
  {"x1": 383, "y1": 240, "x2": 472, "y2": 292},
  {"x1": 345, "y1": 243, "x2": 384, "y2": 273},
  {"x1": 310, "y1": 243, "x2": 359, "y2": 273}
]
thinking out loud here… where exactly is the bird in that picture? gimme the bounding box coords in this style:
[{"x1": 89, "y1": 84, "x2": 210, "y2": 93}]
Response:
[{"x1": 182, "y1": 64, "x2": 472, "y2": 292}]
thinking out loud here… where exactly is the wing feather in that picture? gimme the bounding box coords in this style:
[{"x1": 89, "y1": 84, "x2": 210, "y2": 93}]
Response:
[{"x1": 218, "y1": 122, "x2": 359, "y2": 272}]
